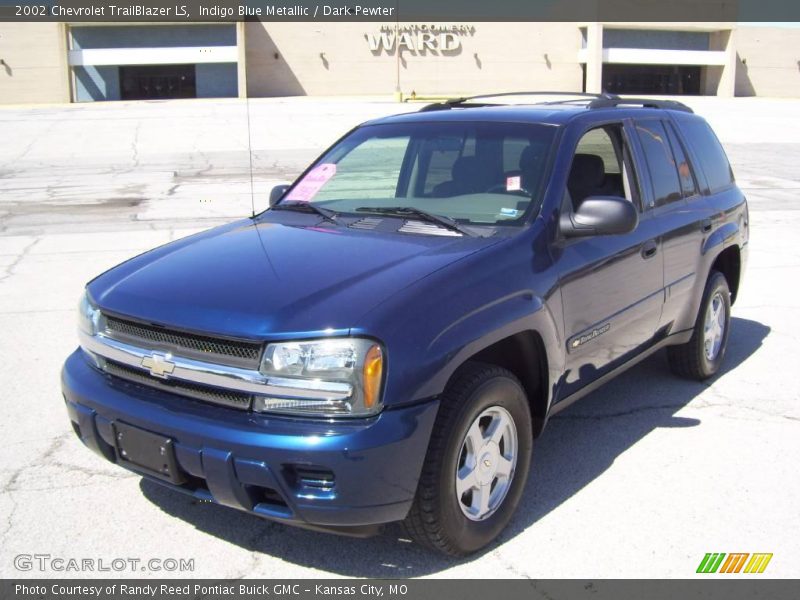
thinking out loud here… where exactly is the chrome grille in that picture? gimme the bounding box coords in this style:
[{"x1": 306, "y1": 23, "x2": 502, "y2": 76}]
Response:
[
  {"x1": 104, "y1": 315, "x2": 262, "y2": 367},
  {"x1": 104, "y1": 360, "x2": 253, "y2": 410}
]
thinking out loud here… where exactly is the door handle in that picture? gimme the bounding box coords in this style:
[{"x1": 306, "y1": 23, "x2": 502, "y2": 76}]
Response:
[
  {"x1": 701, "y1": 219, "x2": 713, "y2": 233},
  {"x1": 640, "y1": 239, "x2": 658, "y2": 259}
]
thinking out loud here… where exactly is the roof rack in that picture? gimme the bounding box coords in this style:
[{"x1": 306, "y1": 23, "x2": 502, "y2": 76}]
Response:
[
  {"x1": 418, "y1": 91, "x2": 693, "y2": 114},
  {"x1": 418, "y1": 91, "x2": 614, "y2": 112},
  {"x1": 587, "y1": 96, "x2": 694, "y2": 113}
]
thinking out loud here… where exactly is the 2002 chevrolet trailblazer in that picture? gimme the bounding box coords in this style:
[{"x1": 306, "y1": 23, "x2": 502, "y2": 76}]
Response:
[{"x1": 62, "y1": 93, "x2": 748, "y2": 555}]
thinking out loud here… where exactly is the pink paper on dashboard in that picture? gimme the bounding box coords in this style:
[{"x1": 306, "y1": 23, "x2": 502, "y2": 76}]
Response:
[{"x1": 285, "y1": 163, "x2": 337, "y2": 201}]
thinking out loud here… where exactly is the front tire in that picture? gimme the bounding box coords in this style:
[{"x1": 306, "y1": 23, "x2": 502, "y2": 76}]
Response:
[
  {"x1": 403, "y1": 363, "x2": 532, "y2": 556},
  {"x1": 668, "y1": 270, "x2": 732, "y2": 380}
]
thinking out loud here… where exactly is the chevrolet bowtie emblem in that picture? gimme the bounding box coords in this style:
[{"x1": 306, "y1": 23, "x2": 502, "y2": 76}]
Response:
[{"x1": 141, "y1": 353, "x2": 176, "y2": 379}]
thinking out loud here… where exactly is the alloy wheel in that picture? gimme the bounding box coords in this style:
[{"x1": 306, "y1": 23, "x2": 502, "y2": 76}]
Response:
[{"x1": 455, "y1": 406, "x2": 518, "y2": 521}]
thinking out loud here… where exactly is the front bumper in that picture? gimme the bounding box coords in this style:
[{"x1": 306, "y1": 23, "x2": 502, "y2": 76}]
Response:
[{"x1": 61, "y1": 349, "x2": 438, "y2": 534}]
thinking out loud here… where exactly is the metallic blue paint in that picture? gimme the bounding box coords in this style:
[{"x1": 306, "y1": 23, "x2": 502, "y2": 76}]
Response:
[
  {"x1": 88, "y1": 217, "x2": 502, "y2": 341},
  {"x1": 62, "y1": 102, "x2": 748, "y2": 532},
  {"x1": 63, "y1": 350, "x2": 439, "y2": 528}
]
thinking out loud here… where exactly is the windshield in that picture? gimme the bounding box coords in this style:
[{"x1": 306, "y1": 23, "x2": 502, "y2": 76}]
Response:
[{"x1": 280, "y1": 121, "x2": 557, "y2": 226}]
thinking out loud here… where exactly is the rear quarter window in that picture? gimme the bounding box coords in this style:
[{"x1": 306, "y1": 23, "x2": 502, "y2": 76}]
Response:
[
  {"x1": 665, "y1": 122, "x2": 698, "y2": 198},
  {"x1": 634, "y1": 120, "x2": 682, "y2": 207},
  {"x1": 675, "y1": 117, "x2": 734, "y2": 193}
]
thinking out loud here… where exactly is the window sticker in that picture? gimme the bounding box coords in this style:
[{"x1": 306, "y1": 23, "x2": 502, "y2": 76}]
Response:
[
  {"x1": 500, "y1": 207, "x2": 521, "y2": 217},
  {"x1": 506, "y1": 175, "x2": 521, "y2": 191},
  {"x1": 284, "y1": 163, "x2": 337, "y2": 202}
]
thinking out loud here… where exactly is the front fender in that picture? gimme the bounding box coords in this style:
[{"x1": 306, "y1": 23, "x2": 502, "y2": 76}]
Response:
[
  {"x1": 353, "y1": 231, "x2": 564, "y2": 414},
  {"x1": 417, "y1": 291, "x2": 563, "y2": 409}
]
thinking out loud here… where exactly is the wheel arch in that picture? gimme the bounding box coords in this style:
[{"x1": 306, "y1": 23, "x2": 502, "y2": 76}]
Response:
[
  {"x1": 452, "y1": 330, "x2": 551, "y2": 438},
  {"x1": 710, "y1": 244, "x2": 741, "y2": 304}
]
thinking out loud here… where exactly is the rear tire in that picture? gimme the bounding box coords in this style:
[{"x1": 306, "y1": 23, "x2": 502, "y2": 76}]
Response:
[
  {"x1": 403, "y1": 362, "x2": 532, "y2": 556},
  {"x1": 668, "y1": 270, "x2": 731, "y2": 380}
]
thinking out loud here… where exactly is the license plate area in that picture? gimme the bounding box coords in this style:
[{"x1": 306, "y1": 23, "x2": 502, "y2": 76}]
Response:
[{"x1": 113, "y1": 421, "x2": 185, "y2": 485}]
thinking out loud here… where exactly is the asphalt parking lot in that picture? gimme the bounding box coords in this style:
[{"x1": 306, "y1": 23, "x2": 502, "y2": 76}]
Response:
[{"x1": 0, "y1": 96, "x2": 798, "y2": 579}]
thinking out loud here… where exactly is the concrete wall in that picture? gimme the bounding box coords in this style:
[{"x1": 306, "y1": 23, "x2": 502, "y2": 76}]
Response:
[
  {"x1": 196, "y1": 63, "x2": 238, "y2": 98},
  {"x1": 245, "y1": 22, "x2": 583, "y2": 97},
  {"x1": 736, "y1": 27, "x2": 800, "y2": 98},
  {"x1": 0, "y1": 23, "x2": 69, "y2": 104},
  {"x1": 74, "y1": 65, "x2": 120, "y2": 102},
  {"x1": 3, "y1": 22, "x2": 800, "y2": 104},
  {"x1": 69, "y1": 24, "x2": 238, "y2": 101}
]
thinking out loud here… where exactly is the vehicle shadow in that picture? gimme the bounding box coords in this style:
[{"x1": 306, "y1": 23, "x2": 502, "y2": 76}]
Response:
[{"x1": 140, "y1": 317, "x2": 769, "y2": 577}]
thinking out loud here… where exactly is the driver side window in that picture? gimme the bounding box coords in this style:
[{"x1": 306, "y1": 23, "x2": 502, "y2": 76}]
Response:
[{"x1": 566, "y1": 124, "x2": 639, "y2": 211}]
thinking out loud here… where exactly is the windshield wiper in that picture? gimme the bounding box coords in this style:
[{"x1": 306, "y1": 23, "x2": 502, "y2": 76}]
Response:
[
  {"x1": 272, "y1": 201, "x2": 338, "y2": 223},
  {"x1": 355, "y1": 206, "x2": 473, "y2": 236}
]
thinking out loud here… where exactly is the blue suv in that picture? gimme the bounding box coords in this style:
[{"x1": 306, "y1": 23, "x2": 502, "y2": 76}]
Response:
[{"x1": 62, "y1": 93, "x2": 748, "y2": 555}]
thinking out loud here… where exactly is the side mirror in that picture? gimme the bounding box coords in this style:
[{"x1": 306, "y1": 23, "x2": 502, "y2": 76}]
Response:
[
  {"x1": 269, "y1": 184, "x2": 291, "y2": 207},
  {"x1": 560, "y1": 196, "x2": 639, "y2": 238}
]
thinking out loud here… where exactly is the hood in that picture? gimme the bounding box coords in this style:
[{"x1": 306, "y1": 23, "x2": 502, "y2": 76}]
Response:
[{"x1": 88, "y1": 217, "x2": 501, "y2": 339}]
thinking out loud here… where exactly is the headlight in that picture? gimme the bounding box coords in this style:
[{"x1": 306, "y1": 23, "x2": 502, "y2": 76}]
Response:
[
  {"x1": 256, "y1": 338, "x2": 384, "y2": 417},
  {"x1": 77, "y1": 290, "x2": 102, "y2": 336},
  {"x1": 77, "y1": 290, "x2": 106, "y2": 369}
]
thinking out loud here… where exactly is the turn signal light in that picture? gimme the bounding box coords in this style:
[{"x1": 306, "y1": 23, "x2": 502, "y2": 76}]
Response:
[{"x1": 362, "y1": 344, "x2": 383, "y2": 409}]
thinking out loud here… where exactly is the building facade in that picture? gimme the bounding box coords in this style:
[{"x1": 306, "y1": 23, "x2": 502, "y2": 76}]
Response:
[{"x1": 1, "y1": 21, "x2": 798, "y2": 104}]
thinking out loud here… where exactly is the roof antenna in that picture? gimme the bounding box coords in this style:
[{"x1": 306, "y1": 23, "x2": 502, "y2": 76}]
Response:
[{"x1": 244, "y1": 85, "x2": 256, "y2": 219}]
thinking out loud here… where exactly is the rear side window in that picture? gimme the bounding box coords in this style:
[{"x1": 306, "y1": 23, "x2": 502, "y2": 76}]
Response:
[
  {"x1": 665, "y1": 122, "x2": 698, "y2": 198},
  {"x1": 677, "y1": 118, "x2": 734, "y2": 193},
  {"x1": 635, "y1": 120, "x2": 682, "y2": 207}
]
